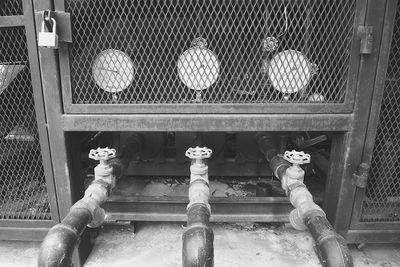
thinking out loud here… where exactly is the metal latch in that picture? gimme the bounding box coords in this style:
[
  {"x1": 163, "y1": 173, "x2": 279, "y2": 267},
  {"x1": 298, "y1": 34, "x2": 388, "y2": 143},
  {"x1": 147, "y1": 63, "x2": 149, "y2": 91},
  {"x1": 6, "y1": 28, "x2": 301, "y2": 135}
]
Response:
[
  {"x1": 352, "y1": 163, "x2": 370, "y2": 188},
  {"x1": 357, "y1": 26, "x2": 373, "y2": 54},
  {"x1": 35, "y1": 10, "x2": 72, "y2": 46}
]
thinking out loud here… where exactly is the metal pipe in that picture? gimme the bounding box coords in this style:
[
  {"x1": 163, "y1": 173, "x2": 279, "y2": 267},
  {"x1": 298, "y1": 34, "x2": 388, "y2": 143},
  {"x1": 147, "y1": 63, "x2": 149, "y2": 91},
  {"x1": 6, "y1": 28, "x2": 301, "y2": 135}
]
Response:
[
  {"x1": 183, "y1": 203, "x2": 214, "y2": 267},
  {"x1": 268, "y1": 153, "x2": 353, "y2": 267},
  {"x1": 38, "y1": 207, "x2": 92, "y2": 267},
  {"x1": 183, "y1": 147, "x2": 214, "y2": 267},
  {"x1": 39, "y1": 142, "x2": 138, "y2": 267},
  {"x1": 109, "y1": 134, "x2": 142, "y2": 179}
]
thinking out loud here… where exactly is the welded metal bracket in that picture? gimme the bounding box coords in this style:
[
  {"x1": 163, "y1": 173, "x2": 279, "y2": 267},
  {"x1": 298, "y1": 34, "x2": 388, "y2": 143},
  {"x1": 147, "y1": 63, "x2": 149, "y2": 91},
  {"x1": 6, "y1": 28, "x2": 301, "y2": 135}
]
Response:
[
  {"x1": 352, "y1": 163, "x2": 370, "y2": 188},
  {"x1": 357, "y1": 25, "x2": 373, "y2": 54},
  {"x1": 35, "y1": 11, "x2": 72, "y2": 43}
]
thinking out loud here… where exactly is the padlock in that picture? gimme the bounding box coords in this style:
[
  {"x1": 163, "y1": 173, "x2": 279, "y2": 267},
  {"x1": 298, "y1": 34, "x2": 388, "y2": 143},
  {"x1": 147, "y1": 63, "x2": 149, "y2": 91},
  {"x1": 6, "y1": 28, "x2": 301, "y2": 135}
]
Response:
[{"x1": 38, "y1": 18, "x2": 59, "y2": 49}]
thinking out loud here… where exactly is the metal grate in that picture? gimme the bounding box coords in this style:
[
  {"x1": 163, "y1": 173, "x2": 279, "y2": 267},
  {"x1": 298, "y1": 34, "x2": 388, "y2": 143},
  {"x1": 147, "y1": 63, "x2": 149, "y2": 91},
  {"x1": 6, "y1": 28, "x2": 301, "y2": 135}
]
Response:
[
  {"x1": 66, "y1": 0, "x2": 355, "y2": 105},
  {"x1": 0, "y1": 0, "x2": 23, "y2": 16},
  {"x1": 0, "y1": 27, "x2": 51, "y2": 220},
  {"x1": 360, "y1": 3, "x2": 400, "y2": 222}
]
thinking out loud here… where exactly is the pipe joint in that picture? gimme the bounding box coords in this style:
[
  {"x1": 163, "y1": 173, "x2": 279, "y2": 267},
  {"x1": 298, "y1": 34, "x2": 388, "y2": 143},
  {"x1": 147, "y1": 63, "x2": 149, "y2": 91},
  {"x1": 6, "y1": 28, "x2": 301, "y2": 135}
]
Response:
[
  {"x1": 84, "y1": 180, "x2": 109, "y2": 203},
  {"x1": 72, "y1": 197, "x2": 106, "y2": 228},
  {"x1": 188, "y1": 180, "x2": 211, "y2": 211},
  {"x1": 94, "y1": 163, "x2": 116, "y2": 188},
  {"x1": 190, "y1": 164, "x2": 209, "y2": 184},
  {"x1": 286, "y1": 165, "x2": 305, "y2": 182}
]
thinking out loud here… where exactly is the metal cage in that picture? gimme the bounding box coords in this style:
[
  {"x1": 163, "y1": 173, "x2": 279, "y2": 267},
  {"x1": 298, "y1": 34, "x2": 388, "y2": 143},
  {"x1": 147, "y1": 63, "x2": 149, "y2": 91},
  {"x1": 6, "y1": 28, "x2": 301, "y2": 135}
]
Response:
[
  {"x1": 57, "y1": 0, "x2": 365, "y2": 113},
  {"x1": 346, "y1": 0, "x2": 400, "y2": 243},
  {"x1": 26, "y1": 0, "x2": 398, "y2": 252},
  {"x1": 0, "y1": 0, "x2": 59, "y2": 240},
  {"x1": 360, "y1": 0, "x2": 400, "y2": 224}
]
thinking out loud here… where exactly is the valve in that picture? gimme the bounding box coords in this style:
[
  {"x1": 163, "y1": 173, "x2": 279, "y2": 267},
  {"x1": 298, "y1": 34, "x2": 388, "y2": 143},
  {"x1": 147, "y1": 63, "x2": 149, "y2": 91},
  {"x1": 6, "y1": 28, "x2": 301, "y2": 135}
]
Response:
[
  {"x1": 89, "y1": 147, "x2": 116, "y2": 187},
  {"x1": 281, "y1": 150, "x2": 310, "y2": 193},
  {"x1": 89, "y1": 147, "x2": 116, "y2": 165},
  {"x1": 186, "y1": 146, "x2": 212, "y2": 210},
  {"x1": 284, "y1": 150, "x2": 310, "y2": 166},
  {"x1": 185, "y1": 146, "x2": 212, "y2": 165}
]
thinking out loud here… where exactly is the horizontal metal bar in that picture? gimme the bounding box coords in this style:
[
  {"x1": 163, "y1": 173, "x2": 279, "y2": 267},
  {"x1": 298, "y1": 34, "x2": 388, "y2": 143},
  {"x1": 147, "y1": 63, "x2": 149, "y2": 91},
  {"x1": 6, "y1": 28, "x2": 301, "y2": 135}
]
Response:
[
  {"x1": 126, "y1": 161, "x2": 272, "y2": 177},
  {"x1": 346, "y1": 229, "x2": 400, "y2": 244},
  {"x1": 0, "y1": 219, "x2": 55, "y2": 228},
  {"x1": 350, "y1": 220, "x2": 400, "y2": 231},
  {"x1": 63, "y1": 114, "x2": 353, "y2": 131},
  {"x1": 66, "y1": 103, "x2": 354, "y2": 114},
  {"x1": 0, "y1": 16, "x2": 24, "y2": 27},
  {"x1": 103, "y1": 196, "x2": 293, "y2": 222},
  {"x1": 0, "y1": 227, "x2": 50, "y2": 241}
]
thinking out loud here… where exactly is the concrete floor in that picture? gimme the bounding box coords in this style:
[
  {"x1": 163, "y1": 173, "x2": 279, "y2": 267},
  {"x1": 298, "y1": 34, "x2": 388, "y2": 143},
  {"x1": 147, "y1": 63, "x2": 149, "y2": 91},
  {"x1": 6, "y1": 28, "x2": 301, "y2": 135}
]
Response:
[{"x1": 1, "y1": 222, "x2": 400, "y2": 267}]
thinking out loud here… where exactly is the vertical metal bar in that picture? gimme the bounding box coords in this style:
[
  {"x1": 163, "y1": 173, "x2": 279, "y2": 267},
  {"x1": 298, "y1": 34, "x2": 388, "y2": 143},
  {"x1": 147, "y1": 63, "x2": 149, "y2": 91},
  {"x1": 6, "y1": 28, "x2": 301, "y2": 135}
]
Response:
[
  {"x1": 54, "y1": 0, "x2": 72, "y2": 113},
  {"x1": 33, "y1": 1, "x2": 92, "y2": 266},
  {"x1": 22, "y1": 0, "x2": 60, "y2": 223},
  {"x1": 324, "y1": 0, "x2": 388, "y2": 237},
  {"x1": 34, "y1": 0, "x2": 74, "y2": 219}
]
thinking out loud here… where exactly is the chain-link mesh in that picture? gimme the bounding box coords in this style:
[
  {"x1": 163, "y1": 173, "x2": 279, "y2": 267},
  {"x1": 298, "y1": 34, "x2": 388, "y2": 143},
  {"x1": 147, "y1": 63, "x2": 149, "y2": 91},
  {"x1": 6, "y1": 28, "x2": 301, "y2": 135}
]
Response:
[
  {"x1": 0, "y1": 0, "x2": 23, "y2": 16},
  {"x1": 0, "y1": 27, "x2": 51, "y2": 220},
  {"x1": 360, "y1": 2, "x2": 400, "y2": 222},
  {"x1": 66, "y1": 0, "x2": 355, "y2": 105}
]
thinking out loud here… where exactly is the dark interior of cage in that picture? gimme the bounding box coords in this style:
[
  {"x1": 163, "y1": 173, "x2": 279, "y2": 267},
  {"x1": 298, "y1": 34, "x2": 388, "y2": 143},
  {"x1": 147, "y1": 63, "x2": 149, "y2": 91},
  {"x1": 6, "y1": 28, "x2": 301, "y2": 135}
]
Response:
[
  {"x1": 68, "y1": 0, "x2": 354, "y2": 104},
  {"x1": 78, "y1": 131, "x2": 331, "y2": 221}
]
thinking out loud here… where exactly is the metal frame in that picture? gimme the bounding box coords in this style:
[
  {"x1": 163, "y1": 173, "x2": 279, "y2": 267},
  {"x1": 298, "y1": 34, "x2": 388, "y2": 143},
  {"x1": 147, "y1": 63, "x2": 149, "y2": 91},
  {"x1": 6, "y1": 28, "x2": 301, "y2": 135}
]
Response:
[
  {"x1": 54, "y1": 0, "x2": 366, "y2": 114},
  {"x1": 0, "y1": 0, "x2": 60, "y2": 241},
  {"x1": 104, "y1": 196, "x2": 293, "y2": 223},
  {"x1": 349, "y1": 0, "x2": 400, "y2": 235},
  {"x1": 50, "y1": 0, "x2": 392, "y2": 238}
]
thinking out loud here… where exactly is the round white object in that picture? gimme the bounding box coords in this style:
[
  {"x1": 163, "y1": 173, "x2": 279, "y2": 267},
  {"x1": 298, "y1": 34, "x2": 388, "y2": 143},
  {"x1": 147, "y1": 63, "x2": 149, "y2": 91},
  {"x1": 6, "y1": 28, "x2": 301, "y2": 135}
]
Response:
[
  {"x1": 92, "y1": 49, "x2": 136, "y2": 93},
  {"x1": 177, "y1": 46, "x2": 220, "y2": 90},
  {"x1": 268, "y1": 50, "x2": 313, "y2": 94},
  {"x1": 308, "y1": 93, "x2": 325, "y2": 102}
]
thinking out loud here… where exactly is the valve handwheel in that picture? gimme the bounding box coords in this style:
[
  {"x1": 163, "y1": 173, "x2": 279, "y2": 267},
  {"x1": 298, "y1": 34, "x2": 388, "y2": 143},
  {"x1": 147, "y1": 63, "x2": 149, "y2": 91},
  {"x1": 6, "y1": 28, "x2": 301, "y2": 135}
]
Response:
[
  {"x1": 284, "y1": 150, "x2": 310, "y2": 165},
  {"x1": 89, "y1": 147, "x2": 116, "y2": 164},
  {"x1": 185, "y1": 146, "x2": 212, "y2": 160}
]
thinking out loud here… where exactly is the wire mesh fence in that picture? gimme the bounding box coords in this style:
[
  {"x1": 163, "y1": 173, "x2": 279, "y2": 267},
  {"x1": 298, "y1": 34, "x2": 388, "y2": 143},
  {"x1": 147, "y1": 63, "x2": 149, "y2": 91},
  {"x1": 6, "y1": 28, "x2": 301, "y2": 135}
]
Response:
[
  {"x1": 65, "y1": 0, "x2": 356, "y2": 105},
  {"x1": 0, "y1": 26, "x2": 51, "y2": 220},
  {"x1": 0, "y1": 0, "x2": 23, "y2": 16},
  {"x1": 360, "y1": 2, "x2": 400, "y2": 223}
]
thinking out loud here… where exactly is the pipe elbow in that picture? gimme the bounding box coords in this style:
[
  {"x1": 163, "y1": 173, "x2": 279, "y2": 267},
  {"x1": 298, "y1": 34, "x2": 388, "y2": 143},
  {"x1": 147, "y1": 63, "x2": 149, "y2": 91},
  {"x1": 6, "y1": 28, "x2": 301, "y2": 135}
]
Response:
[
  {"x1": 183, "y1": 204, "x2": 214, "y2": 267},
  {"x1": 38, "y1": 225, "x2": 78, "y2": 267},
  {"x1": 305, "y1": 212, "x2": 353, "y2": 267},
  {"x1": 182, "y1": 225, "x2": 214, "y2": 267},
  {"x1": 316, "y1": 235, "x2": 353, "y2": 267},
  {"x1": 38, "y1": 207, "x2": 92, "y2": 267}
]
